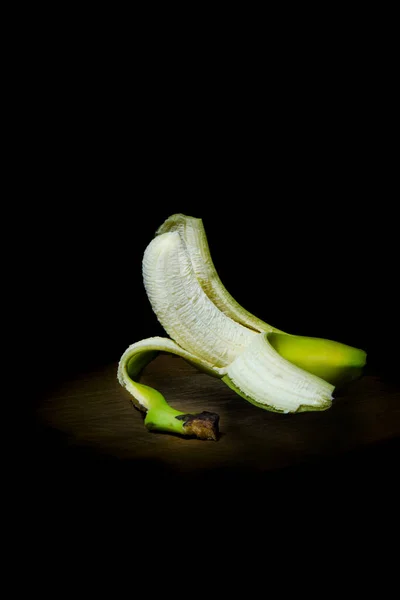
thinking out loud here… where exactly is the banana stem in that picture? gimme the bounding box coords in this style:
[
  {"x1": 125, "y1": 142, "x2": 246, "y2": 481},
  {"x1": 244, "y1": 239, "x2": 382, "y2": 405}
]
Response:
[
  {"x1": 145, "y1": 406, "x2": 219, "y2": 440},
  {"x1": 117, "y1": 337, "x2": 220, "y2": 440}
]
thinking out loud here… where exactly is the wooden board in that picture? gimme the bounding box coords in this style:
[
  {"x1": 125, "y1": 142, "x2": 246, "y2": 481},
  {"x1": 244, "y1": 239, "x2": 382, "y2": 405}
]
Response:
[{"x1": 35, "y1": 354, "x2": 399, "y2": 475}]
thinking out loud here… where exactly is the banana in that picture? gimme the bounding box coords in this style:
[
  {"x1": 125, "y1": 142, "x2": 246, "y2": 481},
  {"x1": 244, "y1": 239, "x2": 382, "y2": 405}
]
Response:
[{"x1": 117, "y1": 214, "x2": 367, "y2": 439}]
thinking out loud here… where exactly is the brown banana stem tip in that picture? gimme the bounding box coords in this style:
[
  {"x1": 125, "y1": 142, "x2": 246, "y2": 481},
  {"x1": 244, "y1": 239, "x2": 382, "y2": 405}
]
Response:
[{"x1": 176, "y1": 411, "x2": 220, "y2": 441}]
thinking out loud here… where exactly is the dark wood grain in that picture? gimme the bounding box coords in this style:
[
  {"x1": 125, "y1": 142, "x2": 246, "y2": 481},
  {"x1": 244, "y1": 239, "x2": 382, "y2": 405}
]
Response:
[
  {"x1": 35, "y1": 354, "x2": 399, "y2": 475},
  {"x1": 26, "y1": 352, "x2": 399, "y2": 547}
]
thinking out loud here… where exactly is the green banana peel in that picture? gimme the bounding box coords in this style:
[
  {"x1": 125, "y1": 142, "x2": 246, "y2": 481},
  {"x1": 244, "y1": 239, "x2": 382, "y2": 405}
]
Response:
[
  {"x1": 118, "y1": 337, "x2": 221, "y2": 440},
  {"x1": 268, "y1": 333, "x2": 367, "y2": 386},
  {"x1": 118, "y1": 214, "x2": 367, "y2": 440}
]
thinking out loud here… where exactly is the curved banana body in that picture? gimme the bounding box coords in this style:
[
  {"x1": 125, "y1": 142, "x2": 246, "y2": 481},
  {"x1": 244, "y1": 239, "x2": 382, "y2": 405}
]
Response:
[
  {"x1": 143, "y1": 231, "x2": 257, "y2": 368},
  {"x1": 118, "y1": 213, "x2": 367, "y2": 438}
]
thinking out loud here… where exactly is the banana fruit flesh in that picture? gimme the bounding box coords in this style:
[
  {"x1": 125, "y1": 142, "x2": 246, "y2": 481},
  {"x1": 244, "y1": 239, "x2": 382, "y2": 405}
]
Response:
[
  {"x1": 143, "y1": 232, "x2": 257, "y2": 367},
  {"x1": 118, "y1": 214, "x2": 366, "y2": 439}
]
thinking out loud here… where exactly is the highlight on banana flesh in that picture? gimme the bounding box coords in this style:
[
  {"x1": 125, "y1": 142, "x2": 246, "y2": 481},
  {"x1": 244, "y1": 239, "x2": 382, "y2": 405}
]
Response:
[{"x1": 118, "y1": 214, "x2": 367, "y2": 440}]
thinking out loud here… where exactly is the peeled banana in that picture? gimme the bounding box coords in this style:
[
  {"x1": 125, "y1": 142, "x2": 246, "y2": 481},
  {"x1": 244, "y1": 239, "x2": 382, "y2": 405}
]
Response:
[{"x1": 118, "y1": 214, "x2": 367, "y2": 439}]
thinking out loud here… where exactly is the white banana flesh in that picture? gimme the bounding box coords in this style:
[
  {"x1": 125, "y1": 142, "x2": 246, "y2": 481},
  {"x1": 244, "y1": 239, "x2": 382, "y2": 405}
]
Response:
[{"x1": 143, "y1": 231, "x2": 257, "y2": 368}]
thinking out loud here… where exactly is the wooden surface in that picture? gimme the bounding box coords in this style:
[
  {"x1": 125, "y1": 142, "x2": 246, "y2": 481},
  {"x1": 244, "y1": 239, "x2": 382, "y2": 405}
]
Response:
[{"x1": 34, "y1": 354, "x2": 399, "y2": 478}]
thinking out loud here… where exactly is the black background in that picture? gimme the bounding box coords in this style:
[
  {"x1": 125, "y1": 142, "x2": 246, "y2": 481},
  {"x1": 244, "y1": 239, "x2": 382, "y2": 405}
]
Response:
[
  {"x1": 21, "y1": 29, "x2": 399, "y2": 542},
  {"x1": 23, "y1": 26, "x2": 398, "y2": 385},
  {"x1": 24, "y1": 30, "x2": 398, "y2": 385},
  {"x1": 9, "y1": 9, "x2": 400, "y2": 583}
]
